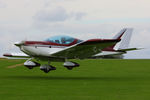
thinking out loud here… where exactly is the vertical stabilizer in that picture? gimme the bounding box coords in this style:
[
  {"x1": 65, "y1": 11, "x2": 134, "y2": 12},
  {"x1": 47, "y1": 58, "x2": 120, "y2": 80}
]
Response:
[
  {"x1": 113, "y1": 28, "x2": 127, "y2": 39},
  {"x1": 103, "y1": 28, "x2": 133, "y2": 51},
  {"x1": 118, "y1": 28, "x2": 133, "y2": 50}
]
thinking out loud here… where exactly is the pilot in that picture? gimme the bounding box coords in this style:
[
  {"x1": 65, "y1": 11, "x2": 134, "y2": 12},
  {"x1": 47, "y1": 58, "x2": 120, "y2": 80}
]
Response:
[
  {"x1": 61, "y1": 37, "x2": 66, "y2": 44},
  {"x1": 55, "y1": 40, "x2": 60, "y2": 44}
]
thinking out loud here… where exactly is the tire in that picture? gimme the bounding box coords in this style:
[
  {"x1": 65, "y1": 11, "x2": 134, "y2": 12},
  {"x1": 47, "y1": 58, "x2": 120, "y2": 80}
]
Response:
[
  {"x1": 66, "y1": 66, "x2": 73, "y2": 70},
  {"x1": 44, "y1": 69, "x2": 50, "y2": 73}
]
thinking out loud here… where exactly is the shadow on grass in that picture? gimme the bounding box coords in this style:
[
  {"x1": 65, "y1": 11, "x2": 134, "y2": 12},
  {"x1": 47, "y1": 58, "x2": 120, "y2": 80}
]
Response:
[{"x1": 0, "y1": 75, "x2": 147, "y2": 81}]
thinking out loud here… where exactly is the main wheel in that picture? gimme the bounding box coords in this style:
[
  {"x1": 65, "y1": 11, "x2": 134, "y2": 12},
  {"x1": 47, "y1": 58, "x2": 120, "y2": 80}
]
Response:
[
  {"x1": 40, "y1": 65, "x2": 56, "y2": 73},
  {"x1": 66, "y1": 66, "x2": 73, "y2": 70},
  {"x1": 44, "y1": 69, "x2": 50, "y2": 73},
  {"x1": 50, "y1": 66, "x2": 56, "y2": 70},
  {"x1": 64, "y1": 61, "x2": 80, "y2": 70},
  {"x1": 28, "y1": 66, "x2": 33, "y2": 69}
]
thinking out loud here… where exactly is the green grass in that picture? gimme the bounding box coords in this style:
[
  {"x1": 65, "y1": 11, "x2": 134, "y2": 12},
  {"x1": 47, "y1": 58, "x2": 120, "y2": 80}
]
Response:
[{"x1": 0, "y1": 59, "x2": 150, "y2": 100}]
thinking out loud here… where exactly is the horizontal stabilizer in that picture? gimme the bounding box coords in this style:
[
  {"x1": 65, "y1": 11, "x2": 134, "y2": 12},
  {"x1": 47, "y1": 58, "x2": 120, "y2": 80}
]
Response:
[{"x1": 117, "y1": 48, "x2": 142, "y2": 52}]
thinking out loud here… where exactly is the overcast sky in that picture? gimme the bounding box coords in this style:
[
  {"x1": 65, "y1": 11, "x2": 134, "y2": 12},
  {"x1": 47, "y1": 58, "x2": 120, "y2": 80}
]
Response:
[{"x1": 0, "y1": 0, "x2": 150, "y2": 58}]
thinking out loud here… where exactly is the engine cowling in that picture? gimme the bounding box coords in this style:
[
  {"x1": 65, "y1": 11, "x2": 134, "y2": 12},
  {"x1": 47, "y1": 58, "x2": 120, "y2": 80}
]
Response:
[{"x1": 24, "y1": 61, "x2": 40, "y2": 69}]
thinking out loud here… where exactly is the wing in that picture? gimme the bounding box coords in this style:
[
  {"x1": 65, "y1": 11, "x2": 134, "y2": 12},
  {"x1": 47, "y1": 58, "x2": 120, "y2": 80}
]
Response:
[
  {"x1": 3, "y1": 53, "x2": 65, "y2": 62},
  {"x1": 3, "y1": 53, "x2": 30, "y2": 58},
  {"x1": 51, "y1": 39, "x2": 120, "y2": 59}
]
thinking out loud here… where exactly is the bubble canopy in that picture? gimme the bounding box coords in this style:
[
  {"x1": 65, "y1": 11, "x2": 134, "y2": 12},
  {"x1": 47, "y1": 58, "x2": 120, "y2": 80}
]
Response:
[{"x1": 45, "y1": 35, "x2": 83, "y2": 44}]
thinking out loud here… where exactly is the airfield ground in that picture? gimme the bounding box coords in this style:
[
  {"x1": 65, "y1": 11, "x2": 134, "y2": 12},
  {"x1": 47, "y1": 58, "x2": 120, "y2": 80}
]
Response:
[{"x1": 0, "y1": 59, "x2": 150, "y2": 100}]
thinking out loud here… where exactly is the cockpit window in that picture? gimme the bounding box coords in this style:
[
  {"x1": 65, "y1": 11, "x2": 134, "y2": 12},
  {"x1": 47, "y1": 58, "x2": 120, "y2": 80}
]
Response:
[{"x1": 45, "y1": 35, "x2": 82, "y2": 44}]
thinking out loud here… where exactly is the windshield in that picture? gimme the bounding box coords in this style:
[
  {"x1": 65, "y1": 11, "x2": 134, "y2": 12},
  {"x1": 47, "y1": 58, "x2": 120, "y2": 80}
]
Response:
[{"x1": 45, "y1": 35, "x2": 82, "y2": 44}]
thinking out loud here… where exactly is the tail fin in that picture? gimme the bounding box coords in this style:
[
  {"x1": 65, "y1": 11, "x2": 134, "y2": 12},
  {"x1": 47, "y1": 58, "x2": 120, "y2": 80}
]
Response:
[
  {"x1": 113, "y1": 28, "x2": 127, "y2": 40},
  {"x1": 118, "y1": 28, "x2": 133, "y2": 50},
  {"x1": 103, "y1": 28, "x2": 133, "y2": 51}
]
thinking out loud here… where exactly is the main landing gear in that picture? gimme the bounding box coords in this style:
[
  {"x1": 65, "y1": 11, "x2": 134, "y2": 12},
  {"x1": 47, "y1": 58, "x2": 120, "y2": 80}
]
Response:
[
  {"x1": 24, "y1": 59, "x2": 80, "y2": 73},
  {"x1": 40, "y1": 61, "x2": 56, "y2": 73},
  {"x1": 63, "y1": 61, "x2": 80, "y2": 70},
  {"x1": 40, "y1": 65, "x2": 56, "y2": 73},
  {"x1": 24, "y1": 60, "x2": 40, "y2": 69},
  {"x1": 24, "y1": 59, "x2": 56, "y2": 73}
]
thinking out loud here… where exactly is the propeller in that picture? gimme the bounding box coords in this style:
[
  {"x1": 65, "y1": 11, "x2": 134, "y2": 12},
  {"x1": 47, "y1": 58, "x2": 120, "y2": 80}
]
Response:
[
  {"x1": 14, "y1": 37, "x2": 27, "y2": 47},
  {"x1": 14, "y1": 41, "x2": 25, "y2": 47}
]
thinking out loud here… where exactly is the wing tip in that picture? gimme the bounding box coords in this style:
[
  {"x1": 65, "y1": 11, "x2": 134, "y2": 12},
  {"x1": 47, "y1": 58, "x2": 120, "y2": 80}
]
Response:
[{"x1": 3, "y1": 53, "x2": 13, "y2": 57}]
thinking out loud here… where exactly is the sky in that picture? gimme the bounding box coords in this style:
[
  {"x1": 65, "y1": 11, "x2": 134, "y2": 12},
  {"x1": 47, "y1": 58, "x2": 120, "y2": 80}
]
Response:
[{"x1": 0, "y1": 0, "x2": 150, "y2": 58}]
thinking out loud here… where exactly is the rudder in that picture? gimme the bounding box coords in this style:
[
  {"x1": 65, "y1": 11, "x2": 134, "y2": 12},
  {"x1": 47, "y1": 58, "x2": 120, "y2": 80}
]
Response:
[{"x1": 118, "y1": 28, "x2": 133, "y2": 50}]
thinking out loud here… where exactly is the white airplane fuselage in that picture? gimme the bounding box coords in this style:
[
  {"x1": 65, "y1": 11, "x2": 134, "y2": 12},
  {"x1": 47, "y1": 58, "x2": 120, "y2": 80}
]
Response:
[
  {"x1": 20, "y1": 45, "x2": 125, "y2": 59},
  {"x1": 20, "y1": 45, "x2": 65, "y2": 57}
]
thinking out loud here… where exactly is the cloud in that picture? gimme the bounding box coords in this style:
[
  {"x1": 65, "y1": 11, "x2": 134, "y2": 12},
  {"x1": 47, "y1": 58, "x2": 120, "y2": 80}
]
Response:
[
  {"x1": 0, "y1": 0, "x2": 7, "y2": 8},
  {"x1": 33, "y1": 7, "x2": 86, "y2": 23},
  {"x1": 32, "y1": 6, "x2": 86, "y2": 32},
  {"x1": 71, "y1": 12, "x2": 86, "y2": 20},
  {"x1": 33, "y1": 7, "x2": 69, "y2": 22}
]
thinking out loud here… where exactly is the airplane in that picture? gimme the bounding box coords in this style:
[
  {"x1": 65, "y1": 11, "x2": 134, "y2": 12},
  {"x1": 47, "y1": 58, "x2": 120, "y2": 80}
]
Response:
[{"x1": 3, "y1": 28, "x2": 138, "y2": 73}]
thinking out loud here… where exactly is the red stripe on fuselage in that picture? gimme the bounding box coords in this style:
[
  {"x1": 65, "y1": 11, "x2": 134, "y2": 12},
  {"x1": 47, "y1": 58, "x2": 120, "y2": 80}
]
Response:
[
  {"x1": 24, "y1": 39, "x2": 78, "y2": 46},
  {"x1": 80, "y1": 39, "x2": 120, "y2": 52},
  {"x1": 24, "y1": 38, "x2": 120, "y2": 48},
  {"x1": 81, "y1": 39, "x2": 120, "y2": 44},
  {"x1": 101, "y1": 39, "x2": 120, "y2": 51},
  {"x1": 87, "y1": 38, "x2": 121, "y2": 42},
  {"x1": 102, "y1": 45, "x2": 116, "y2": 51}
]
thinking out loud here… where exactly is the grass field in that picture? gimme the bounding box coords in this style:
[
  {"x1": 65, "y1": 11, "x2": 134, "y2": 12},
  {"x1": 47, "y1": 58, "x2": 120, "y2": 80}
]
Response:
[{"x1": 0, "y1": 59, "x2": 150, "y2": 100}]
